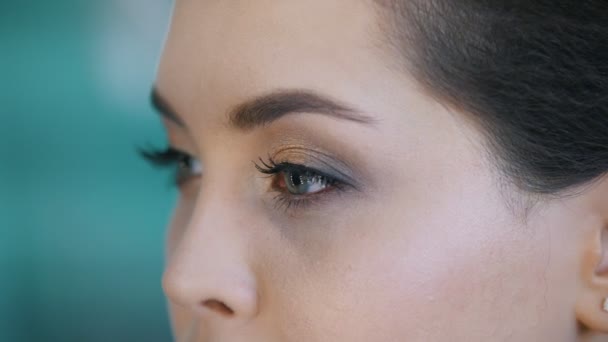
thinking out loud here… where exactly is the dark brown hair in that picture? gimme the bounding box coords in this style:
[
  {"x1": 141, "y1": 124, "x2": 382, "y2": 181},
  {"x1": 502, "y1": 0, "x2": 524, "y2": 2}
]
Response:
[{"x1": 376, "y1": 0, "x2": 608, "y2": 194}]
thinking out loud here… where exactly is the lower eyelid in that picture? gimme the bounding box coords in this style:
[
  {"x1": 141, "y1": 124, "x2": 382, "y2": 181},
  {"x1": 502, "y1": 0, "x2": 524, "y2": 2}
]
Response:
[{"x1": 269, "y1": 179, "x2": 344, "y2": 210}]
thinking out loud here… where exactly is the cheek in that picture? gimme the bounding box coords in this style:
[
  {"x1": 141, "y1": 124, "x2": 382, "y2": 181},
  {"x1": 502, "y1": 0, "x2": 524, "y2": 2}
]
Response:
[{"x1": 273, "y1": 184, "x2": 553, "y2": 340}]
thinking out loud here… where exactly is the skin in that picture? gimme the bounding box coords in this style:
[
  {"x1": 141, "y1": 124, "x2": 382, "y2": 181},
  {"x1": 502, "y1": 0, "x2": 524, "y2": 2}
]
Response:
[{"x1": 154, "y1": 1, "x2": 608, "y2": 341}]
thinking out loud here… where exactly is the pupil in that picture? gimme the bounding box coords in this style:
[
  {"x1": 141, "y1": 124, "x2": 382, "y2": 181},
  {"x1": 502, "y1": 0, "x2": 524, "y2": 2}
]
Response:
[
  {"x1": 285, "y1": 170, "x2": 328, "y2": 195},
  {"x1": 291, "y1": 172, "x2": 304, "y2": 187}
]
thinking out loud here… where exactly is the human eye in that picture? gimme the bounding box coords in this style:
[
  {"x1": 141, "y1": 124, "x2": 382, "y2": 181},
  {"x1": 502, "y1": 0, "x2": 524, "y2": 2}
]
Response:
[
  {"x1": 140, "y1": 146, "x2": 202, "y2": 187},
  {"x1": 254, "y1": 156, "x2": 350, "y2": 211}
]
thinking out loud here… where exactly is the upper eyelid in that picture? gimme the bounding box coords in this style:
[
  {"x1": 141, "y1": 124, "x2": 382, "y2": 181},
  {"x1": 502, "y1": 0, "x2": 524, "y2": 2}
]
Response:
[
  {"x1": 273, "y1": 163, "x2": 340, "y2": 181},
  {"x1": 269, "y1": 149, "x2": 360, "y2": 188},
  {"x1": 254, "y1": 159, "x2": 354, "y2": 191}
]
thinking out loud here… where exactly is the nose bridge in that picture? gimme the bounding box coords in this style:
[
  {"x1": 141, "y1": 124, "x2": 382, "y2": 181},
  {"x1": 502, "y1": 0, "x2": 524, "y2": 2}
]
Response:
[{"x1": 163, "y1": 182, "x2": 259, "y2": 321}]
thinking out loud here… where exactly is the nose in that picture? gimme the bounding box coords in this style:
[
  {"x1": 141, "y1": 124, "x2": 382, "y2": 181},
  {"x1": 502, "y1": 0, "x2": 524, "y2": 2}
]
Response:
[{"x1": 162, "y1": 191, "x2": 259, "y2": 322}]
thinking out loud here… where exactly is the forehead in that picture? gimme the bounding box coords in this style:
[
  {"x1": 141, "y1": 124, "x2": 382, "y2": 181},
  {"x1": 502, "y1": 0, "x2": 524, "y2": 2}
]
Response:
[{"x1": 156, "y1": 0, "x2": 389, "y2": 126}]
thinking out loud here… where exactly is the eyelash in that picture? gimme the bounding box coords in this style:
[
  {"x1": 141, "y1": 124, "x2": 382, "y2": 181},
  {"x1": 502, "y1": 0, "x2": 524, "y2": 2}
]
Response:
[
  {"x1": 140, "y1": 147, "x2": 346, "y2": 211},
  {"x1": 139, "y1": 147, "x2": 201, "y2": 186},
  {"x1": 254, "y1": 157, "x2": 345, "y2": 211}
]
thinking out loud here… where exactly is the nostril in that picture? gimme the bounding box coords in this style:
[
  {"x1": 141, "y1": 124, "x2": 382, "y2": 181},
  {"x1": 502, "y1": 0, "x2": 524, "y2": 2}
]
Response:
[{"x1": 202, "y1": 299, "x2": 235, "y2": 317}]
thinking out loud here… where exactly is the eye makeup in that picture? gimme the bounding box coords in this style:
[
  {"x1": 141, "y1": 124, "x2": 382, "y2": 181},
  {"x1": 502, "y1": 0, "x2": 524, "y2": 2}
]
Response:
[
  {"x1": 262, "y1": 145, "x2": 360, "y2": 187},
  {"x1": 252, "y1": 145, "x2": 361, "y2": 212}
]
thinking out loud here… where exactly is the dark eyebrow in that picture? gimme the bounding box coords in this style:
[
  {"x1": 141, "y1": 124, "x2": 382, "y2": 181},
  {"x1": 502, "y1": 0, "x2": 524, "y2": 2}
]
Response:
[
  {"x1": 228, "y1": 89, "x2": 375, "y2": 130},
  {"x1": 150, "y1": 87, "x2": 375, "y2": 129}
]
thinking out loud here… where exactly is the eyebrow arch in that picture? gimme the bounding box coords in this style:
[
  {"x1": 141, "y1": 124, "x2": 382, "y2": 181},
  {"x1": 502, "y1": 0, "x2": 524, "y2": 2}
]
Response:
[
  {"x1": 150, "y1": 87, "x2": 375, "y2": 129},
  {"x1": 228, "y1": 89, "x2": 375, "y2": 130}
]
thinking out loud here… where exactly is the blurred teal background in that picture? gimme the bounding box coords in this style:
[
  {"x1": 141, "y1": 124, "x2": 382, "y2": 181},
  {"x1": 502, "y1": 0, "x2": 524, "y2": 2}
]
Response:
[{"x1": 1, "y1": 1, "x2": 175, "y2": 341}]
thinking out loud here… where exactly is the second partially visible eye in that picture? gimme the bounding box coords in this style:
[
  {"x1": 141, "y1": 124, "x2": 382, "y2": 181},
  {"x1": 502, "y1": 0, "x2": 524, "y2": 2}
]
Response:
[
  {"x1": 176, "y1": 153, "x2": 202, "y2": 184},
  {"x1": 278, "y1": 169, "x2": 333, "y2": 195},
  {"x1": 140, "y1": 147, "x2": 202, "y2": 186}
]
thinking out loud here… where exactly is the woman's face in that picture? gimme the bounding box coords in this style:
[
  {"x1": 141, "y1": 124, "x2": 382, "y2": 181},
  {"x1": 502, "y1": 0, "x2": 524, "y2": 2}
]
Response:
[{"x1": 154, "y1": 1, "x2": 593, "y2": 341}]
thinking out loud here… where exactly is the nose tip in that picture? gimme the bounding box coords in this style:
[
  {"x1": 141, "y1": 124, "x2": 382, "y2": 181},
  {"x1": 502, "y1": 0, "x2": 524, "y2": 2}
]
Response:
[
  {"x1": 162, "y1": 185, "x2": 260, "y2": 324},
  {"x1": 162, "y1": 265, "x2": 259, "y2": 322}
]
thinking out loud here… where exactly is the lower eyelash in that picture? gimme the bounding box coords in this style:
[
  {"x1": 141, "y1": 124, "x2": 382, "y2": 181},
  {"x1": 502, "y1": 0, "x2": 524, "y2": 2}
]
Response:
[
  {"x1": 271, "y1": 192, "x2": 315, "y2": 212},
  {"x1": 272, "y1": 193, "x2": 303, "y2": 211},
  {"x1": 269, "y1": 179, "x2": 345, "y2": 214},
  {"x1": 270, "y1": 184, "x2": 346, "y2": 214}
]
